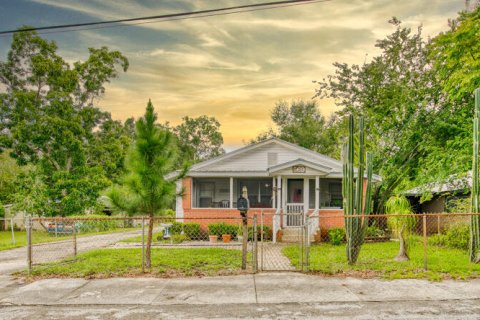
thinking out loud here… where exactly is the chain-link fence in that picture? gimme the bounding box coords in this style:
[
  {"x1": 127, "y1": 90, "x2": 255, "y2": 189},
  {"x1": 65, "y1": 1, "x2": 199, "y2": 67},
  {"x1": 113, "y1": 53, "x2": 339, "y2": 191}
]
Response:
[
  {"x1": 302, "y1": 213, "x2": 480, "y2": 278},
  {"x1": 0, "y1": 218, "x2": 30, "y2": 251},
  {"x1": 25, "y1": 216, "x2": 259, "y2": 276}
]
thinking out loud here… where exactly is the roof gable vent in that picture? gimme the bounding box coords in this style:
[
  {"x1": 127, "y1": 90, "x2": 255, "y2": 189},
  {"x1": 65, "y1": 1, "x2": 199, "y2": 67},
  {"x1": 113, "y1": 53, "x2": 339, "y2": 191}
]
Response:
[{"x1": 267, "y1": 152, "x2": 278, "y2": 166}]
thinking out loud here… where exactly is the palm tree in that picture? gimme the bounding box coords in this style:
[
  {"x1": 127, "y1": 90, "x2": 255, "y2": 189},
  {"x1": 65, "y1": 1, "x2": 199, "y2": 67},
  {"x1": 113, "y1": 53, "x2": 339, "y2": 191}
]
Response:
[
  {"x1": 385, "y1": 195, "x2": 415, "y2": 261},
  {"x1": 108, "y1": 100, "x2": 186, "y2": 268}
]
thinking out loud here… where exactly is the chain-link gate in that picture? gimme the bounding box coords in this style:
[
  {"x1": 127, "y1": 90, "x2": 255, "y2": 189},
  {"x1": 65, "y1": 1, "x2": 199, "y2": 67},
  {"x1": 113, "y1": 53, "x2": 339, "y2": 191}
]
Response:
[{"x1": 259, "y1": 212, "x2": 309, "y2": 271}]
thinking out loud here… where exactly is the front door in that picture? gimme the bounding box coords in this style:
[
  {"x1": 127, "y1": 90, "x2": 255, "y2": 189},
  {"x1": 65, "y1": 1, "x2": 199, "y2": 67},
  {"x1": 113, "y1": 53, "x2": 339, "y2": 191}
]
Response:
[{"x1": 286, "y1": 179, "x2": 303, "y2": 226}]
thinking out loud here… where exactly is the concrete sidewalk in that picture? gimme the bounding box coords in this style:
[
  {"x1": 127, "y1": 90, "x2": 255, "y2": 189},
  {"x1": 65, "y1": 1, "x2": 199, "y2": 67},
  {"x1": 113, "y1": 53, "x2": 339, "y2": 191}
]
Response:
[{"x1": 1, "y1": 273, "x2": 480, "y2": 319}]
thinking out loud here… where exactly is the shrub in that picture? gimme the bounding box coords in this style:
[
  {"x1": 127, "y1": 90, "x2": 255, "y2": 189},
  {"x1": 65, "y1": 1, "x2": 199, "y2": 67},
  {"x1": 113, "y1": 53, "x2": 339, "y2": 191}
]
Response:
[
  {"x1": 72, "y1": 214, "x2": 118, "y2": 233},
  {"x1": 207, "y1": 223, "x2": 238, "y2": 238},
  {"x1": 366, "y1": 225, "x2": 387, "y2": 238},
  {"x1": 171, "y1": 234, "x2": 189, "y2": 244},
  {"x1": 328, "y1": 228, "x2": 345, "y2": 245},
  {"x1": 184, "y1": 223, "x2": 202, "y2": 240},
  {"x1": 429, "y1": 223, "x2": 470, "y2": 251},
  {"x1": 170, "y1": 222, "x2": 184, "y2": 235},
  {"x1": 248, "y1": 225, "x2": 272, "y2": 241}
]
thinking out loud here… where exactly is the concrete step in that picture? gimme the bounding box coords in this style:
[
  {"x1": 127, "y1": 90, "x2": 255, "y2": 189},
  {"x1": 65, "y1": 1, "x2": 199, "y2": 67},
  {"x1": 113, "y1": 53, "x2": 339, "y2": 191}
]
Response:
[{"x1": 280, "y1": 228, "x2": 316, "y2": 243}]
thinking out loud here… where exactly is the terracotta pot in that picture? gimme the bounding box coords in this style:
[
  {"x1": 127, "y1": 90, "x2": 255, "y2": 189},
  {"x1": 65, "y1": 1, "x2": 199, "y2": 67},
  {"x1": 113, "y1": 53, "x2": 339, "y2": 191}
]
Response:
[
  {"x1": 276, "y1": 230, "x2": 283, "y2": 242},
  {"x1": 222, "y1": 234, "x2": 232, "y2": 243},
  {"x1": 209, "y1": 235, "x2": 218, "y2": 243}
]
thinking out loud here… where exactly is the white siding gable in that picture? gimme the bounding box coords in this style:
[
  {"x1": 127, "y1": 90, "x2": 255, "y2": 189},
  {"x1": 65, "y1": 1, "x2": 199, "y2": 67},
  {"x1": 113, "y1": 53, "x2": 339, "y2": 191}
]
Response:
[{"x1": 190, "y1": 139, "x2": 343, "y2": 173}]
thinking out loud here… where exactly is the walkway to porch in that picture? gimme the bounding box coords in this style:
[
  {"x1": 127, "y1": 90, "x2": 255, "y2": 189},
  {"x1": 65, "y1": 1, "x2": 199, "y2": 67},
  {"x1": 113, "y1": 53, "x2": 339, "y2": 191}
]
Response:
[{"x1": 260, "y1": 243, "x2": 295, "y2": 271}]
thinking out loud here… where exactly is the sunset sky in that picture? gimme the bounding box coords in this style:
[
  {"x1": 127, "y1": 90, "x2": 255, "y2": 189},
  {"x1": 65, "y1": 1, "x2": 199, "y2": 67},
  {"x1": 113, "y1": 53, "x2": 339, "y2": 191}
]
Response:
[{"x1": 0, "y1": 0, "x2": 464, "y2": 150}]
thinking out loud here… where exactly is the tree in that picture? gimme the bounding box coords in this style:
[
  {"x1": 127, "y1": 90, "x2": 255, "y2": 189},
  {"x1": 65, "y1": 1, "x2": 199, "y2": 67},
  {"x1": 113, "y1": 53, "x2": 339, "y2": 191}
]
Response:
[
  {"x1": 252, "y1": 99, "x2": 339, "y2": 157},
  {"x1": 174, "y1": 115, "x2": 225, "y2": 163},
  {"x1": 385, "y1": 195, "x2": 415, "y2": 261},
  {"x1": 314, "y1": 18, "x2": 461, "y2": 212},
  {"x1": 0, "y1": 151, "x2": 28, "y2": 203},
  {"x1": 108, "y1": 101, "x2": 186, "y2": 268},
  {"x1": 0, "y1": 28, "x2": 129, "y2": 216},
  {"x1": 430, "y1": 7, "x2": 480, "y2": 102}
]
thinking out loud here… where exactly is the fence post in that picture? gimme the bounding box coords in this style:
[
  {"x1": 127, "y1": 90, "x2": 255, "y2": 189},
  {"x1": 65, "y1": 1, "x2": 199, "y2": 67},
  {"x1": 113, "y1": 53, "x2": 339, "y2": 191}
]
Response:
[
  {"x1": 305, "y1": 214, "x2": 310, "y2": 272},
  {"x1": 26, "y1": 215, "x2": 32, "y2": 275},
  {"x1": 260, "y1": 210, "x2": 264, "y2": 271},
  {"x1": 55, "y1": 218, "x2": 58, "y2": 238},
  {"x1": 73, "y1": 219, "x2": 77, "y2": 260},
  {"x1": 423, "y1": 214, "x2": 427, "y2": 271},
  {"x1": 241, "y1": 214, "x2": 248, "y2": 270},
  {"x1": 141, "y1": 216, "x2": 145, "y2": 273},
  {"x1": 10, "y1": 218, "x2": 15, "y2": 245},
  {"x1": 253, "y1": 214, "x2": 258, "y2": 273}
]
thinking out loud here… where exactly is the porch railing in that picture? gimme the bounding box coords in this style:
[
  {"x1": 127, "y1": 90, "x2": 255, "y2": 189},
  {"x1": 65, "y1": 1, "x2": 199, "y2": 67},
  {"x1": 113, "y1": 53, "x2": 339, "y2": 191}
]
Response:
[{"x1": 286, "y1": 203, "x2": 303, "y2": 227}]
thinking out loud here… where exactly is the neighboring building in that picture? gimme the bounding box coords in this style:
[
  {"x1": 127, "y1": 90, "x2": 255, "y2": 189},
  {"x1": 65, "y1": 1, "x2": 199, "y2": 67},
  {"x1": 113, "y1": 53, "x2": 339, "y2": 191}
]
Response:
[
  {"x1": 405, "y1": 172, "x2": 471, "y2": 213},
  {"x1": 174, "y1": 138, "x2": 381, "y2": 242}
]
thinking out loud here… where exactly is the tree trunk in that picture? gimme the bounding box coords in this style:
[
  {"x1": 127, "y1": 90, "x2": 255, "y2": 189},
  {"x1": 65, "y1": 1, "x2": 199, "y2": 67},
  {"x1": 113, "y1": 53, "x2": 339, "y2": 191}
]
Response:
[
  {"x1": 146, "y1": 213, "x2": 154, "y2": 268},
  {"x1": 394, "y1": 223, "x2": 409, "y2": 261}
]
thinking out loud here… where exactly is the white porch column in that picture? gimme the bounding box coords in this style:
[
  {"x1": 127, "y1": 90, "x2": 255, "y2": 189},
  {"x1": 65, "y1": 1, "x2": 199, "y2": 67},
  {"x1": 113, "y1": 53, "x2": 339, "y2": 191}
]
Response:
[
  {"x1": 175, "y1": 180, "x2": 184, "y2": 221},
  {"x1": 303, "y1": 178, "x2": 309, "y2": 217},
  {"x1": 276, "y1": 176, "x2": 282, "y2": 210},
  {"x1": 272, "y1": 177, "x2": 276, "y2": 209},
  {"x1": 229, "y1": 177, "x2": 234, "y2": 208},
  {"x1": 315, "y1": 176, "x2": 320, "y2": 211}
]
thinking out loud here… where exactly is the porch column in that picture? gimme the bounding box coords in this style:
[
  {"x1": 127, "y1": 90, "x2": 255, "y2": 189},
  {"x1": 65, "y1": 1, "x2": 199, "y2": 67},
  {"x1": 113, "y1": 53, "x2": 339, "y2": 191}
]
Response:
[
  {"x1": 303, "y1": 178, "x2": 309, "y2": 216},
  {"x1": 315, "y1": 176, "x2": 320, "y2": 211},
  {"x1": 229, "y1": 177, "x2": 233, "y2": 208},
  {"x1": 272, "y1": 177, "x2": 276, "y2": 209},
  {"x1": 276, "y1": 176, "x2": 282, "y2": 210}
]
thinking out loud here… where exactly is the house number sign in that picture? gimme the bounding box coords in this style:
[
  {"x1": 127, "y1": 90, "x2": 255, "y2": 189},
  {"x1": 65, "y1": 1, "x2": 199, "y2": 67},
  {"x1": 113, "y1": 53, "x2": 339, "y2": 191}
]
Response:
[{"x1": 292, "y1": 165, "x2": 306, "y2": 173}]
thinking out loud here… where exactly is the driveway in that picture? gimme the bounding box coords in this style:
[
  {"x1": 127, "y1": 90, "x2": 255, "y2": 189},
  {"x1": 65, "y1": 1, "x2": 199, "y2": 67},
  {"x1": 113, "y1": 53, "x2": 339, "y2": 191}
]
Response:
[
  {"x1": 0, "y1": 229, "x2": 146, "y2": 275},
  {"x1": 1, "y1": 273, "x2": 480, "y2": 319}
]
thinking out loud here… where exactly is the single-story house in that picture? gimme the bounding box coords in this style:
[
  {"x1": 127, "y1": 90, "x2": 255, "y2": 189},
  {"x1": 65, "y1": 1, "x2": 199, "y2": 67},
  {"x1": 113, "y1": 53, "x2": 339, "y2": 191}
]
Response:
[
  {"x1": 174, "y1": 138, "x2": 381, "y2": 242},
  {"x1": 405, "y1": 172, "x2": 471, "y2": 213},
  {"x1": 405, "y1": 173, "x2": 471, "y2": 234}
]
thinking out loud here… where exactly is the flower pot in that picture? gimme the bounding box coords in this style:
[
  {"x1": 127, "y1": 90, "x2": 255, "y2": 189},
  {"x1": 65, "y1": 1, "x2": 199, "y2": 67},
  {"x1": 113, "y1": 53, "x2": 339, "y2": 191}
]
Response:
[
  {"x1": 222, "y1": 234, "x2": 231, "y2": 243},
  {"x1": 276, "y1": 230, "x2": 283, "y2": 242},
  {"x1": 209, "y1": 235, "x2": 218, "y2": 243}
]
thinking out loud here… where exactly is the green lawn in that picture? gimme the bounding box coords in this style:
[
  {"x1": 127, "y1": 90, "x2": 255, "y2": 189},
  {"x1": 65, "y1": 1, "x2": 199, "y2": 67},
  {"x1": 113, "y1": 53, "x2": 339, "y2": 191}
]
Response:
[
  {"x1": 283, "y1": 240, "x2": 480, "y2": 281},
  {"x1": 120, "y1": 232, "x2": 163, "y2": 243},
  {"x1": 26, "y1": 248, "x2": 245, "y2": 278},
  {"x1": 0, "y1": 228, "x2": 140, "y2": 251}
]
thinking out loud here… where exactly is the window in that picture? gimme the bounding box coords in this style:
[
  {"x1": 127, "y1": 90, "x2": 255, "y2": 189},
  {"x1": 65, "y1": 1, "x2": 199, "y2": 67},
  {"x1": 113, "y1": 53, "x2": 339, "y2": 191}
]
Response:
[
  {"x1": 193, "y1": 178, "x2": 231, "y2": 208},
  {"x1": 236, "y1": 178, "x2": 273, "y2": 208},
  {"x1": 319, "y1": 179, "x2": 343, "y2": 208}
]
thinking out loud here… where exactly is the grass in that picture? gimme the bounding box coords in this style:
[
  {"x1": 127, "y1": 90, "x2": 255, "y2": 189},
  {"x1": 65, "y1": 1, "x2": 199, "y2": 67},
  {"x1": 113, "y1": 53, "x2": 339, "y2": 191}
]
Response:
[
  {"x1": 0, "y1": 228, "x2": 140, "y2": 251},
  {"x1": 121, "y1": 232, "x2": 163, "y2": 243},
  {"x1": 26, "y1": 248, "x2": 245, "y2": 278},
  {"x1": 283, "y1": 239, "x2": 480, "y2": 281}
]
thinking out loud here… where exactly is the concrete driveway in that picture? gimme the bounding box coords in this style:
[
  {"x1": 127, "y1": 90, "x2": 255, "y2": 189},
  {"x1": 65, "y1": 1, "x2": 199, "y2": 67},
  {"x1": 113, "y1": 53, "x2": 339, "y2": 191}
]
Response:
[
  {"x1": 0, "y1": 229, "x2": 146, "y2": 275},
  {"x1": 1, "y1": 273, "x2": 480, "y2": 319}
]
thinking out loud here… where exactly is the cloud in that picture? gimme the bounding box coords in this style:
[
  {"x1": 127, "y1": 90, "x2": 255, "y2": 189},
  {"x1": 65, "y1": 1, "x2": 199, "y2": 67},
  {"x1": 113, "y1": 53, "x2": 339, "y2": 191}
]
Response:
[{"x1": 21, "y1": 0, "x2": 465, "y2": 148}]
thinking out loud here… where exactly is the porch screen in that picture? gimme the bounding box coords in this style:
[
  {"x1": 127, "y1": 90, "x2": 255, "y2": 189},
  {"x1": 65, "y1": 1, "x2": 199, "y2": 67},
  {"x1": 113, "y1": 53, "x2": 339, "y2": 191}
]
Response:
[
  {"x1": 192, "y1": 178, "x2": 231, "y2": 208},
  {"x1": 236, "y1": 178, "x2": 273, "y2": 208}
]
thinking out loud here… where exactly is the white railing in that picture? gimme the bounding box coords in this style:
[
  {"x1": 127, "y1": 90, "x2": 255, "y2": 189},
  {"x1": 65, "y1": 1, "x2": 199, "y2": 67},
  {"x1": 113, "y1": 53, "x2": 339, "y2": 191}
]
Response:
[{"x1": 286, "y1": 203, "x2": 303, "y2": 227}]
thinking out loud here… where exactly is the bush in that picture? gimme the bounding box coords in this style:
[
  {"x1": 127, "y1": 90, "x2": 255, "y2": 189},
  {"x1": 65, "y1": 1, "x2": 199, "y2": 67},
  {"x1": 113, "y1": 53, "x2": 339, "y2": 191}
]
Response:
[
  {"x1": 366, "y1": 225, "x2": 387, "y2": 238},
  {"x1": 429, "y1": 223, "x2": 470, "y2": 251},
  {"x1": 170, "y1": 222, "x2": 184, "y2": 235},
  {"x1": 208, "y1": 223, "x2": 238, "y2": 238},
  {"x1": 72, "y1": 214, "x2": 119, "y2": 233},
  {"x1": 248, "y1": 225, "x2": 272, "y2": 241},
  {"x1": 328, "y1": 228, "x2": 345, "y2": 245},
  {"x1": 184, "y1": 223, "x2": 202, "y2": 240},
  {"x1": 171, "y1": 234, "x2": 189, "y2": 244}
]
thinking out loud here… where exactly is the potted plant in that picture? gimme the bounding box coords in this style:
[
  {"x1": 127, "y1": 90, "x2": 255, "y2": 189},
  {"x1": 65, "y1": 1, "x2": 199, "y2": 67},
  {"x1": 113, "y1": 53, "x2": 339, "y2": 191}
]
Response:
[
  {"x1": 276, "y1": 229, "x2": 283, "y2": 242},
  {"x1": 209, "y1": 234, "x2": 218, "y2": 243},
  {"x1": 222, "y1": 234, "x2": 232, "y2": 243},
  {"x1": 236, "y1": 226, "x2": 243, "y2": 242}
]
